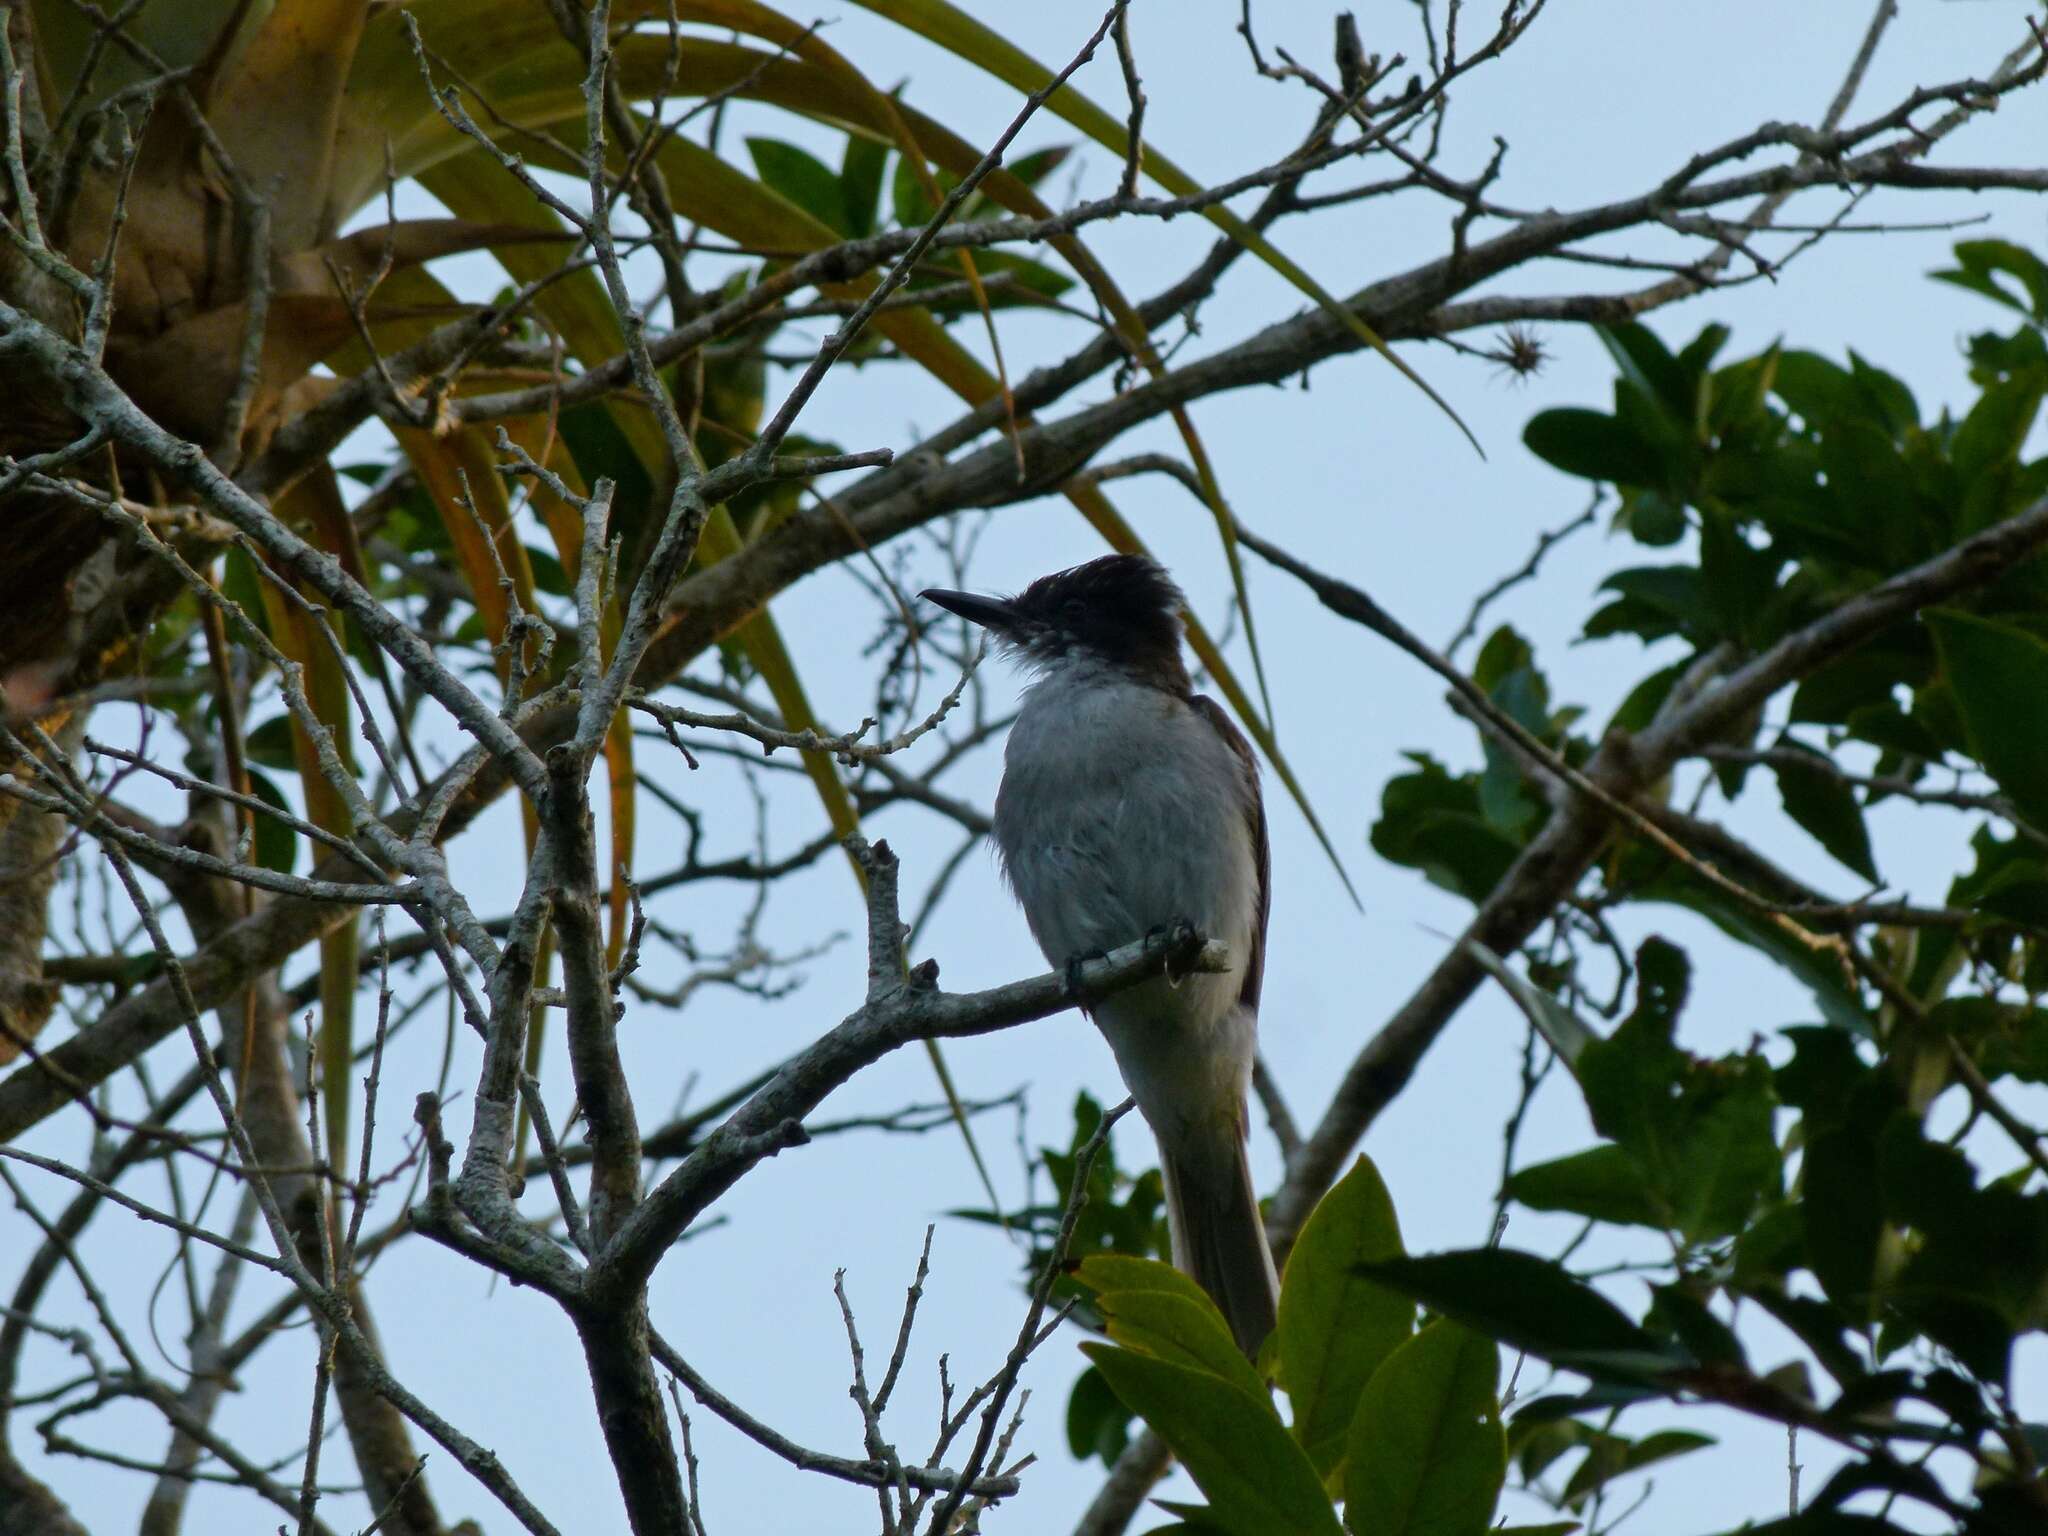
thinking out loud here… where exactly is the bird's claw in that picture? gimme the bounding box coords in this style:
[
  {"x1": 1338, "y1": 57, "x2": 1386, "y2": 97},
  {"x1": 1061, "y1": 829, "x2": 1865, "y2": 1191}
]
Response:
[
  {"x1": 1160, "y1": 917, "x2": 1196, "y2": 984},
  {"x1": 1064, "y1": 950, "x2": 1107, "y2": 997}
]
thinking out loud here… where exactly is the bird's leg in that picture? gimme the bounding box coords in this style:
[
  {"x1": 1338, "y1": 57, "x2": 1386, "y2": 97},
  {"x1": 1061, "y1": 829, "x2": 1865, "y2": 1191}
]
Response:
[
  {"x1": 1064, "y1": 948, "x2": 1109, "y2": 998},
  {"x1": 1159, "y1": 917, "x2": 1197, "y2": 986}
]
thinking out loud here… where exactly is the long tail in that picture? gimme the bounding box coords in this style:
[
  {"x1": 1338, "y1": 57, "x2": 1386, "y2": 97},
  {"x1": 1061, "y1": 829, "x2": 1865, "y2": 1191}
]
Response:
[{"x1": 1160, "y1": 1124, "x2": 1280, "y2": 1361}]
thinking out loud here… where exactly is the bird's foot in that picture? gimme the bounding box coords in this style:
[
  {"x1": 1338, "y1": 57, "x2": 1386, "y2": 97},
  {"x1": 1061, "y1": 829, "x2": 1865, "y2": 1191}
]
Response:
[
  {"x1": 1063, "y1": 949, "x2": 1109, "y2": 998},
  {"x1": 1158, "y1": 917, "x2": 1197, "y2": 985}
]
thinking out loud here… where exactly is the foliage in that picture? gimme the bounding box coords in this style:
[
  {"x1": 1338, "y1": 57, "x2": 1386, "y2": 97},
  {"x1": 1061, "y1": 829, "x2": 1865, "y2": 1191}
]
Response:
[
  {"x1": 1094, "y1": 249, "x2": 2048, "y2": 1534},
  {"x1": 1076, "y1": 1157, "x2": 1503, "y2": 1536}
]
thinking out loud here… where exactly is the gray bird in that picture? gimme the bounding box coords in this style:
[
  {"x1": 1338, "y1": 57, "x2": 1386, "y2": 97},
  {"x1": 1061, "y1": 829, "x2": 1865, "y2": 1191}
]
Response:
[{"x1": 923, "y1": 555, "x2": 1280, "y2": 1359}]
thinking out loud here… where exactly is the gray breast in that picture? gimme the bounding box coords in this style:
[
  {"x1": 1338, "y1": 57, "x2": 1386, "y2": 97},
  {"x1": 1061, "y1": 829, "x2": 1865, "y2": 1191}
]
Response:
[{"x1": 992, "y1": 665, "x2": 1257, "y2": 973}]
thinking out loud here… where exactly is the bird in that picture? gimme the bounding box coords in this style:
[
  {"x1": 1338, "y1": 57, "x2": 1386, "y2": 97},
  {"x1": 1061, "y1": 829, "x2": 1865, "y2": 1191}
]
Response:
[{"x1": 922, "y1": 554, "x2": 1280, "y2": 1360}]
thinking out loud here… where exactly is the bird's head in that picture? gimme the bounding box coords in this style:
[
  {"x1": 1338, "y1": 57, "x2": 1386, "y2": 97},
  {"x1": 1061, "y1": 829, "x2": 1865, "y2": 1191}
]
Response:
[{"x1": 921, "y1": 554, "x2": 1189, "y2": 686}]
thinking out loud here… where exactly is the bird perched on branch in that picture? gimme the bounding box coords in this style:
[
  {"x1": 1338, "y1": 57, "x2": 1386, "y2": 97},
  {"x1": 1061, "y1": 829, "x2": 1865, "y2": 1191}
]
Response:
[{"x1": 923, "y1": 555, "x2": 1280, "y2": 1359}]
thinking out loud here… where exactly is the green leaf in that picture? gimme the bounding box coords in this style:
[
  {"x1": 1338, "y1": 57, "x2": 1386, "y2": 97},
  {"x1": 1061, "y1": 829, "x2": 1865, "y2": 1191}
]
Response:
[
  {"x1": 1083, "y1": 1346, "x2": 1340, "y2": 1536},
  {"x1": 246, "y1": 768, "x2": 298, "y2": 876},
  {"x1": 1470, "y1": 625, "x2": 1536, "y2": 696},
  {"x1": 1607, "y1": 659, "x2": 1688, "y2": 734},
  {"x1": 1712, "y1": 1515, "x2": 1917, "y2": 1536},
  {"x1": 555, "y1": 401, "x2": 659, "y2": 584},
  {"x1": 221, "y1": 545, "x2": 273, "y2": 639},
  {"x1": 1874, "y1": 1112, "x2": 2048, "y2": 1384},
  {"x1": 1950, "y1": 369, "x2": 2046, "y2": 486},
  {"x1": 1474, "y1": 648, "x2": 1548, "y2": 836},
  {"x1": 1598, "y1": 323, "x2": 1694, "y2": 423},
  {"x1": 1646, "y1": 1285, "x2": 1746, "y2": 1369},
  {"x1": 1461, "y1": 943, "x2": 1599, "y2": 1068},
  {"x1": 1803, "y1": 1121, "x2": 1887, "y2": 1323},
  {"x1": 1558, "y1": 1427, "x2": 1713, "y2": 1509},
  {"x1": 1667, "y1": 1063, "x2": 1781, "y2": 1242},
  {"x1": 1577, "y1": 939, "x2": 1689, "y2": 1156},
  {"x1": 1372, "y1": 755, "x2": 1525, "y2": 906},
  {"x1": 1078, "y1": 1253, "x2": 1214, "y2": 1308},
  {"x1": 1773, "y1": 350, "x2": 1859, "y2": 427},
  {"x1": 1598, "y1": 567, "x2": 1706, "y2": 633},
  {"x1": 245, "y1": 715, "x2": 298, "y2": 772},
  {"x1": 1679, "y1": 322, "x2": 1734, "y2": 382},
  {"x1": 1928, "y1": 610, "x2": 2048, "y2": 828},
  {"x1": 891, "y1": 148, "x2": 939, "y2": 228},
  {"x1": 1506, "y1": 1146, "x2": 1660, "y2": 1228},
  {"x1": 1789, "y1": 634, "x2": 1933, "y2": 727},
  {"x1": 1571, "y1": 941, "x2": 1780, "y2": 1241},
  {"x1": 1523, "y1": 408, "x2": 1665, "y2": 486},
  {"x1": 1931, "y1": 239, "x2": 2048, "y2": 323},
  {"x1": 525, "y1": 544, "x2": 570, "y2": 598},
  {"x1": 839, "y1": 132, "x2": 888, "y2": 238},
  {"x1": 1698, "y1": 514, "x2": 1783, "y2": 645},
  {"x1": 1065, "y1": 1364, "x2": 1133, "y2": 1466},
  {"x1": 1621, "y1": 489, "x2": 1688, "y2": 546},
  {"x1": 1097, "y1": 1289, "x2": 1269, "y2": 1403},
  {"x1": 1625, "y1": 1427, "x2": 1714, "y2": 1476},
  {"x1": 1276, "y1": 1156, "x2": 1413, "y2": 1479},
  {"x1": 1357, "y1": 1250, "x2": 1684, "y2": 1379},
  {"x1": 1342, "y1": 1322, "x2": 1504, "y2": 1536},
  {"x1": 1149, "y1": 1503, "x2": 1238, "y2": 1536},
  {"x1": 746, "y1": 136, "x2": 848, "y2": 230},
  {"x1": 1000, "y1": 143, "x2": 1071, "y2": 190},
  {"x1": 1848, "y1": 351, "x2": 1920, "y2": 438},
  {"x1": 1767, "y1": 733, "x2": 1877, "y2": 882}
]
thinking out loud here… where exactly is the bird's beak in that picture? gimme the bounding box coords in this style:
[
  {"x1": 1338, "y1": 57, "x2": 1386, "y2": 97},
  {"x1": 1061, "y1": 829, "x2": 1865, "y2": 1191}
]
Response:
[{"x1": 920, "y1": 588, "x2": 1021, "y2": 632}]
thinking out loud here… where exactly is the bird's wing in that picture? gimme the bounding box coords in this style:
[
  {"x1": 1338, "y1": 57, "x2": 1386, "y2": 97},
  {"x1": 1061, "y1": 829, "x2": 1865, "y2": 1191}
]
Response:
[{"x1": 1189, "y1": 694, "x2": 1270, "y2": 1014}]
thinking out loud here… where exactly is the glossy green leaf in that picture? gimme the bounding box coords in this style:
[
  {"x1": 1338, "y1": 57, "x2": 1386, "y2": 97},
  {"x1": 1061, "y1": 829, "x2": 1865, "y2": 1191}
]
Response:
[
  {"x1": 1598, "y1": 323, "x2": 1694, "y2": 423},
  {"x1": 1276, "y1": 1155, "x2": 1413, "y2": 1479},
  {"x1": 221, "y1": 546, "x2": 274, "y2": 641},
  {"x1": 1506, "y1": 1146, "x2": 1660, "y2": 1228},
  {"x1": 246, "y1": 768, "x2": 298, "y2": 875},
  {"x1": 839, "y1": 132, "x2": 888, "y2": 237},
  {"x1": 1079, "y1": 1252, "x2": 1215, "y2": 1307},
  {"x1": 1950, "y1": 369, "x2": 2046, "y2": 486},
  {"x1": 747, "y1": 136, "x2": 847, "y2": 229},
  {"x1": 1359, "y1": 1250, "x2": 1685, "y2": 1380},
  {"x1": 1097, "y1": 1289, "x2": 1269, "y2": 1403},
  {"x1": 1929, "y1": 610, "x2": 2048, "y2": 828},
  {"x1": 1646, "y1": 1285, "x2": 1747, "y2": 1369},
  {"x1": 1802, "y1": 1120, "x2": 1886, "y2": 1324},
  {"x1": 1560, "y1": 1427, "x2": 1713, "y2": 1509},
  {"x1": 1065, "y1": 1364, "x2": 1134, "y2": 1466},
  {"x1": 1773, "y1": 350, "x2": 1859, "y2": 427},
  {"x1": 1523, "y1": 408, "x2": 1665, "y2": 486},
  {"x1": 1342, "y1": 1322, "x2": 1504, "y2": 1536},
  {"x1": 1767, "y1": 734, "x2": 1877, "y2": 882},
  {"x1": 1712, "y1": 1515, "x2": 1915, "y2": 1536},
  {"x1": 1461, "y1": 943, "x2": 1600, "y2": 1068},
  {"x1": 1577, "y1": 939, "x2": 1689, "y2": 1150},
  {"x1": 1373, "y1": 755, "x2": 1524, "y2": 906},
  {"x1": 1570, "y1": 941, "x2": 1780, "y2": 1241},
  {"x1": 1083, "y1": 1346, "x2": 1340, "y2": 1536},
  {"x1": 1848, "y1": 351, "x2": 1920, "y2": 438},
  {"x1": 1933, "y1": 239, "x2": 2048, "y2": 323},
  {"x1": 245, "y1": 714, "x2": 297, "y2": 772},
  {"x1": 1598, "y1": 566, "x2": 1705, "y2": 633}
]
